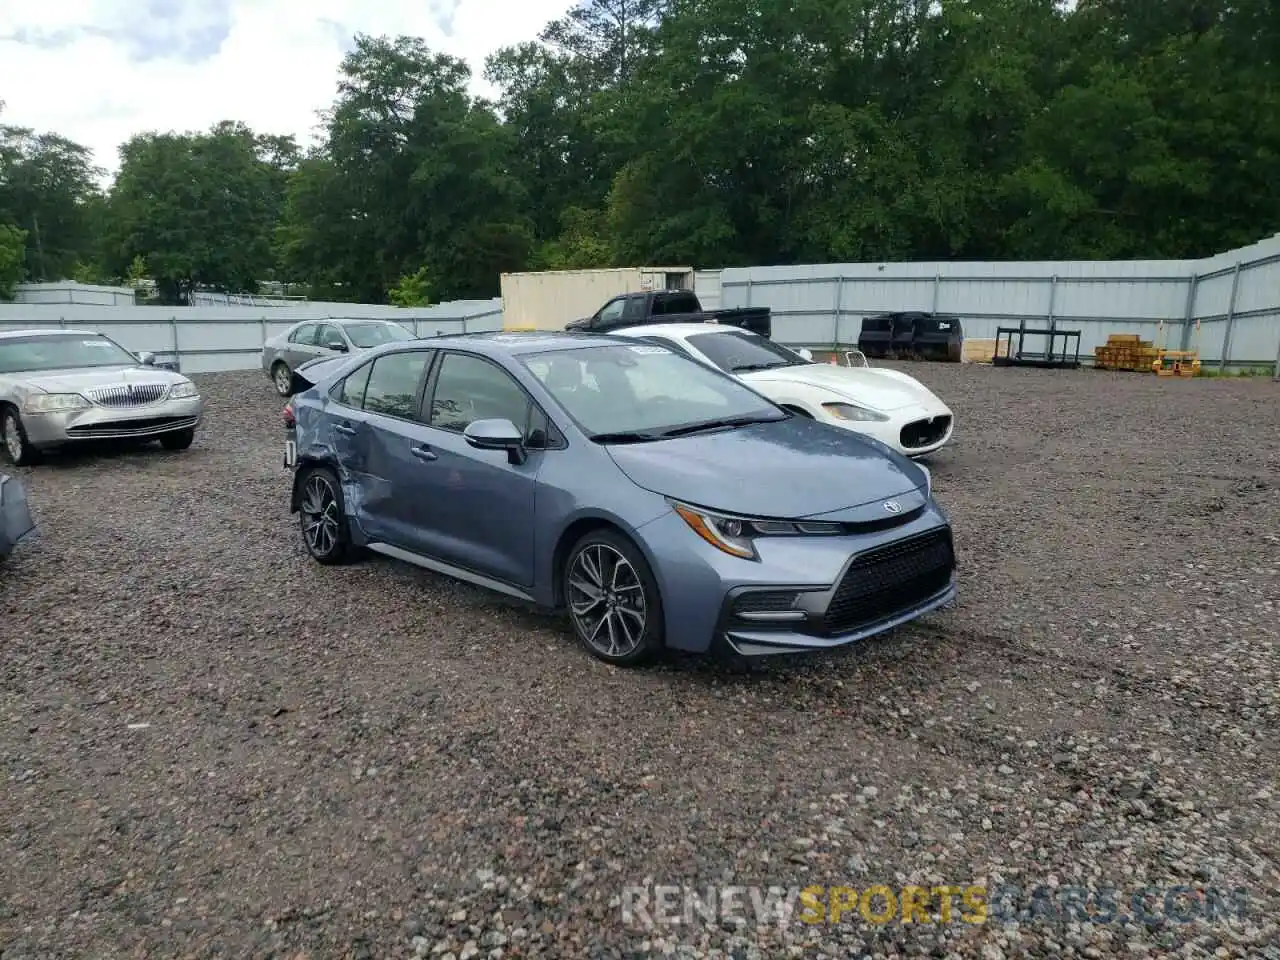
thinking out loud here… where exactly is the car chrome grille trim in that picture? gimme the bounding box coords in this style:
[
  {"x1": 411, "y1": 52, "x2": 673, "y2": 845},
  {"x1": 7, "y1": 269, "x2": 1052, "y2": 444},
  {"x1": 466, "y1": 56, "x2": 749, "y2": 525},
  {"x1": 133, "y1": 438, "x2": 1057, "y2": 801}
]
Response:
[
  {"x1": 85, "y1": 383, "x2": 169, "y2": 407},
  {"x1": 822, "y1": 528, "x2": 955, "y2": 635},
  {"x1": 900, "y1": 415, "x2": 951, "y2": 449},
  {"x1": 64, "y1": 415, "x2": 198, "y2": 439}
]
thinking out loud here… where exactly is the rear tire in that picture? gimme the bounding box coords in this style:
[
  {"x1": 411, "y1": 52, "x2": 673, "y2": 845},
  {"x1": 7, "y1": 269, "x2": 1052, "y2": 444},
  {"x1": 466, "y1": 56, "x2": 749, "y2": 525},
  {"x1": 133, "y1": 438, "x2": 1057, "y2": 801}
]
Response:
[
  {"x1": 563, "y1": 528, "x2": 664, "y2": 667},
  {"x1": 298, "y1": 465, "x2": 352, "y2": 565},
  {"x1": 1, "y1": 407, "x2": 39, "y2": 466},
  {"x1": 160, "y1": 428, "x2": 195, "y2": 451},
  {"x1": 272, "y1": 361, "x2": 293, "y2": 397}
]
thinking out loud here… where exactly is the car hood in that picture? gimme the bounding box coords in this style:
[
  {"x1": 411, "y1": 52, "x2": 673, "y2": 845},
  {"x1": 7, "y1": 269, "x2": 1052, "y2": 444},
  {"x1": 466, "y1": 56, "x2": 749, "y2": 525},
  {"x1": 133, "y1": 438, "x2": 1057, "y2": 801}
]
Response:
[
  {"x1": 742, "y1": 364, "x2": 942, "y2": 412},
  {"x1": 16, "y1": 365, "x2": 186, "y2": 391},
  {"x1": 605, "y1": 416, "x2": 927, "y2": 519}
]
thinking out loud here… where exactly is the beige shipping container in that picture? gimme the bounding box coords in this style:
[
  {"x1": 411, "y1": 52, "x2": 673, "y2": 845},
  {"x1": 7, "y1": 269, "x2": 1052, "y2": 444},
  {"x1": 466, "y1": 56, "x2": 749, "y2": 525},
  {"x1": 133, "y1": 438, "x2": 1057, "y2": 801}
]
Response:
[{"x1": 500, "y1": 267, "x2": 695, "y2": 331}]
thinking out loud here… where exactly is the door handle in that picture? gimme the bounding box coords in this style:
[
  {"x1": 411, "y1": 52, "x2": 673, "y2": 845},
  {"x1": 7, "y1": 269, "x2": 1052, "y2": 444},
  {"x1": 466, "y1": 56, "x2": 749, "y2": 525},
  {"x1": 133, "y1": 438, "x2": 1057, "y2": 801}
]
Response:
[
  {"x1": 334, "y1": 423, "x2": 356, "y2": 436},
  {"x1": 411, "y1": 444, "x2": 437, "y2": 462}
]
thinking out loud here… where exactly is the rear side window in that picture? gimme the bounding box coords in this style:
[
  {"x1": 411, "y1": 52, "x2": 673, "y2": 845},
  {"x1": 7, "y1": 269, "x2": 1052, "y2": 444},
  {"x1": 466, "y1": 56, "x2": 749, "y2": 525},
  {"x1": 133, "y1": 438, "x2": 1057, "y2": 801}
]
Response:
[
  {"x1": 654, "y1": 292, "x2": 699, "y2": 315},
  {"x1": 333, "y1": 362, "x2": 373, "y2": 407},
  {"x1": 289, "y1": 323, "x2": 318, "y2": 344},
  {"x1": 362, "y1": 351, "x2": 432, "y2": 420}
]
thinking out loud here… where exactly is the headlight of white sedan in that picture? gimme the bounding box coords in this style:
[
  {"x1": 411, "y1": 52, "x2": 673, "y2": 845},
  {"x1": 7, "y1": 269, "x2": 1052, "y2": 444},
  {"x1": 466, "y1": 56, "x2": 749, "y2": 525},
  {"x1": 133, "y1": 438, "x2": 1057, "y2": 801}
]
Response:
[
  {"x1": 822, "y1": 401, "x2": 890, "y2": 422},
  {"x1": 24, "y1": 393, "x2": 90, "y2": 413},
  {"x1": 168, "y1": 380, "x2": 199, "y2": 399}
]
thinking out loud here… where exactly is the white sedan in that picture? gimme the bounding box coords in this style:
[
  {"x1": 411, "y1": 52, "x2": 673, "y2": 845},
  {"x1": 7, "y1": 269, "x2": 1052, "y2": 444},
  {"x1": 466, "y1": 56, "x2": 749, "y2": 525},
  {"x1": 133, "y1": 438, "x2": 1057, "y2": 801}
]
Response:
[{"x1": 611, "y1": 322, "x2": 954, "y2": 457}]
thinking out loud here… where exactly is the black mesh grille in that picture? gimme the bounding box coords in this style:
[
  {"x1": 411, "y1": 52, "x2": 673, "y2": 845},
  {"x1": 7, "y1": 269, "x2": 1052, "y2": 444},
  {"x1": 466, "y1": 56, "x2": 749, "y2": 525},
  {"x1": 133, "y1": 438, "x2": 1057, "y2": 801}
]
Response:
[
  {"x1": 900, "y1": 416, "x2": 951, "y2": 449},
  {"x1": 733, "y1": 591, "x2": 799, "y2": 615},
  {"x1": 822, "y1": 528, "x2": 954, "y2": 635}
]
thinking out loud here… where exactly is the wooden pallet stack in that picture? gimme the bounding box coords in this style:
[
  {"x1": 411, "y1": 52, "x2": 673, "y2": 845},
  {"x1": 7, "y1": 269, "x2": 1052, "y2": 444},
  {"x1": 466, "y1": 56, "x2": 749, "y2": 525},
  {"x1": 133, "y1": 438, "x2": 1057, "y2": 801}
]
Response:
[{"x1": 1094, "y1": 334, "x2": 1160, "y2": 372}]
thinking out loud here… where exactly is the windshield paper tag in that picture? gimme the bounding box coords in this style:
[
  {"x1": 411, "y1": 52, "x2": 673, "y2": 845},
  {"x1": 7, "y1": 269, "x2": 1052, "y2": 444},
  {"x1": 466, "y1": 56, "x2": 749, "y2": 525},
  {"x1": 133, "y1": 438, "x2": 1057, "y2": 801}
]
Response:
[{"x1": 628, "y1": 345, "x2": 669, "y2": 354}]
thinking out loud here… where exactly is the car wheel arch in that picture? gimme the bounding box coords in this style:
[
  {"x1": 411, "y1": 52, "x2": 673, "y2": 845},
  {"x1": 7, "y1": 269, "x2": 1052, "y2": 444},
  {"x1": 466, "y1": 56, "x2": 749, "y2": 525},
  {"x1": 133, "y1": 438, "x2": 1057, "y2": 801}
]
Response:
[
  {"x1": 289, "y1": 454, "x2": 343, "y2": 513},
  {"x1": 550, "y1": 514, "x2": 660, "y2": 610}
]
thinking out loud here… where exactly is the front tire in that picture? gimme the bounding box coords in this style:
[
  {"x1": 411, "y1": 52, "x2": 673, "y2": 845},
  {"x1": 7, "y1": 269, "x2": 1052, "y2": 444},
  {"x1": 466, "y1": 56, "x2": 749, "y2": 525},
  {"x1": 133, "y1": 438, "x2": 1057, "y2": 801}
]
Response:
[
  {"x1": 298, "y1": 465, "x2": 352, "y2": 565},
  {"x1": 272, "y1": 361, "x2": 293, "y2": 397},
  {"x1": 1, "y1": 407, "x2": 39, "y2": 466},
  {"x1": 160, "y1": 428, "x2": 195, "y2": 451},
  {"x1": 564, "y1": 529, "x2": 664, "y2": 666}
]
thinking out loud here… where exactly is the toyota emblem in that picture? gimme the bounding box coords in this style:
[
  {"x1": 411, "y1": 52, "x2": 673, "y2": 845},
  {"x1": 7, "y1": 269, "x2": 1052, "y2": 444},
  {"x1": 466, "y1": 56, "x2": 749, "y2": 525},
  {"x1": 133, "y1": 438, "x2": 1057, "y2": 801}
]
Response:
[{"x1": 883, "y1": 500, "x2": 902, "y2": 514}]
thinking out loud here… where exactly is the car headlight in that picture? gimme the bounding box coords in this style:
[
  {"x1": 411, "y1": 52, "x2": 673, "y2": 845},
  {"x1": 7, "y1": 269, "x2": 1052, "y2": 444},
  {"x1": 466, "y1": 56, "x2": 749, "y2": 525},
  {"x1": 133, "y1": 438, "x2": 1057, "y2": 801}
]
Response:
[
  {"x1": 670, "y1": 500, "x2": 843, "y2": 560},
  {"x1": 168, "y1": 380, "x2": 199, "y2": 399},
  {"x1": 918, "y1": 463, "x2": 932, "y2": 499},
  {"x1": 822, "y1": 401, "x2": 890, "y2": 422},
  {"x1": 24, "y1": 392, "x2": 89, "y2": 413}
]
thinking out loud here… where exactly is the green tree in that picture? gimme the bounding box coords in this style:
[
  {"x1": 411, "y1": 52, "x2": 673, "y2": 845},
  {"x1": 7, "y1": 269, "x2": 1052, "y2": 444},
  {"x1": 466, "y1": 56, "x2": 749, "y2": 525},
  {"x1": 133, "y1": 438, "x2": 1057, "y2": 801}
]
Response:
[
  {"x1": 389, "y1": 265, "x2": 433, "y2": 306},
  {"x1": 0, "y1": 223, "x2": 26, "y2": 299},
  {"x1": 0, "y1": 112, "x2": 103, "y2": 280},
  {"x1": 278, "y1": 35, "x2": 533, "y2": 302},
  {"x1": 105, "y1": 122, "x2": 293, "y2": 302}
]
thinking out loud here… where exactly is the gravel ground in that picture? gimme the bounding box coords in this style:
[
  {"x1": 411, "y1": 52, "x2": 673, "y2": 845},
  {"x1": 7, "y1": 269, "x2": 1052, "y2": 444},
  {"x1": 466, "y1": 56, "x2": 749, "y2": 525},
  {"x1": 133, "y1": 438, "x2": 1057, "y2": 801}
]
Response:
[{"x1": 1, "y1": 363, "x2": 1277, "y2": 960}]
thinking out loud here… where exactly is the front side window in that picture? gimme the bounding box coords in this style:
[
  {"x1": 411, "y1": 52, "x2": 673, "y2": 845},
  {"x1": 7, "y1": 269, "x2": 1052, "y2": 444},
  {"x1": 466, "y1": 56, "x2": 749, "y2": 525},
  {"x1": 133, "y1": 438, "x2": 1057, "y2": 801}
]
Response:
[
  {"x1": 343, "y1": 321, "x2": 415, "y2": 348},
  {"x1": 362, "y1": 350, "x2": 432, "y2": 419},
  {"x1": 315, "y1": 324, "x2": 345, "y2": 350},
  {"x1": 596, "y1": 299, "x2": 626, "y2": 325},
  {"x1": 429, "y1": 353, "x2": 532, "y2": 435},
  {"x1": 685, "y1": 330, "x2": 810, "y2": 374},
  {"x1": 522, "y1": 343, "x2": 783, "y2": 441},
  {"x1": 0, "y1": 334, "x2": 140, "y2": 374}
]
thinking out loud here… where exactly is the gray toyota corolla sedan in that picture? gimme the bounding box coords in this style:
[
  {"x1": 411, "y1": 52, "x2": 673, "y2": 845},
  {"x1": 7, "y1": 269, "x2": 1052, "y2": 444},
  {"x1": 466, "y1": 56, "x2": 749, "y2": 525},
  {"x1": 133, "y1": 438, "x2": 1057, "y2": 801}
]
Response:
[
  {"x1": 286, "y1": 332, "x2": 956, "y2": 665},
  {"x1": 0, "y1": 329, "x2": 203, "y2": 465}
]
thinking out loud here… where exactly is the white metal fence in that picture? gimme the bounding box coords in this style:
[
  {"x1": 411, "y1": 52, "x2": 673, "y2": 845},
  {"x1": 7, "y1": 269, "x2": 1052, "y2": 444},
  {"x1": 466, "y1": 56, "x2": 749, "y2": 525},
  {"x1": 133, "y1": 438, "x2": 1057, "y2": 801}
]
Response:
[
  {"x1": 708, "y1": 235, "x2": 1280, "y2": 370},
  {"x1": 5, "y1": 237, "x2": 1279, "y2": 374},
  {"x1": 0, "y1": 299, "x2": 504, "y2": 373}
]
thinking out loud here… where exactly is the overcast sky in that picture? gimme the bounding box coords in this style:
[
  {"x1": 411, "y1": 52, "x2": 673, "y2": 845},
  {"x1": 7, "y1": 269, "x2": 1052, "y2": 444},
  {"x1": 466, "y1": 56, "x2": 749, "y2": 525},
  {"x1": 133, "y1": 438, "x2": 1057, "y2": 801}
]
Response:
[{"x1": 0, "y1": 0, "x2": 575, "y2": 179}]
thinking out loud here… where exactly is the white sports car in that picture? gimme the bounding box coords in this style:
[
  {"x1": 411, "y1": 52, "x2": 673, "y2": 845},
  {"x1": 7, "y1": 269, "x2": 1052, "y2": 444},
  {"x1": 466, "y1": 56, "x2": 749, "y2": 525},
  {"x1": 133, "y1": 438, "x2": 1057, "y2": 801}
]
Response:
[{"x1": 612, "y1": 322, "x2": 954, "y2": 457}]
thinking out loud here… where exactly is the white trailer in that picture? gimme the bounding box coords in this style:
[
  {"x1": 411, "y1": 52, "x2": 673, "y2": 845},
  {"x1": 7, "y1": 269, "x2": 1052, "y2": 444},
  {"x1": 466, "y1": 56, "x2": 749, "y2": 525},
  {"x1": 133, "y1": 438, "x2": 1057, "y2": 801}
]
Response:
[{"x1": 500, "y1": 266, "x2": 695, "y2": 331}]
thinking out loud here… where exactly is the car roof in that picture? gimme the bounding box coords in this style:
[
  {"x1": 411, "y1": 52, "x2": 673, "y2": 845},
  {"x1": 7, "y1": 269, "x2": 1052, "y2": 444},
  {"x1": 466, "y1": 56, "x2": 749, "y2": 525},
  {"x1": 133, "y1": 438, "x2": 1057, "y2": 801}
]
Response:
[
  {"x1": 610, "y1": 322, "x2": 751, "y2": 340},
  {"x1": 0, "y1": 328, "x2": 103, "y2": 339},
  {"x1": 405, "y1": 330, "x2": 639, "y2": 358}
]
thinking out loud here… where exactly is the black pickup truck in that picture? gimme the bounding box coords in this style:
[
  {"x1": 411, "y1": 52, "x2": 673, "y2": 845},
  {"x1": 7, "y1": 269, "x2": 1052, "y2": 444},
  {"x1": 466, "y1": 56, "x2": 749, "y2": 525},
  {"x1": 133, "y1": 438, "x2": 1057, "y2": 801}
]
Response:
[{"x1": 565, "y1": 289, "x2": 772, "y2": 338}]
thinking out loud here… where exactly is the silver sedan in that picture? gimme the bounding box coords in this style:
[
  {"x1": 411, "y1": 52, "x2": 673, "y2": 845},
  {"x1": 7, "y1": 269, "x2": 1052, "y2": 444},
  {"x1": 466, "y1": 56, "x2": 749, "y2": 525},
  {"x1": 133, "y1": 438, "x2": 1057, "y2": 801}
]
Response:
[
  {"x1": 0, "y1": 329, "x2": 203, "y2": 466},
  {"x1": 262, "y1": 318, "x2": 416, "y2": 396}
]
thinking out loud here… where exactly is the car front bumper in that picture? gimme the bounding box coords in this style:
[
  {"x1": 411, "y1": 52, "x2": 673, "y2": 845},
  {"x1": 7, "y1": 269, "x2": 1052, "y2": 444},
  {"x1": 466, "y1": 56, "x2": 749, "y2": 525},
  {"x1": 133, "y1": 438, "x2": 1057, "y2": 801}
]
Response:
[
  {"x1": 637, "y1": 502, "x2": 957, "y2": 657},
  {"x1": 21, "y1": 397, "x2": 203, "y2": 449}
]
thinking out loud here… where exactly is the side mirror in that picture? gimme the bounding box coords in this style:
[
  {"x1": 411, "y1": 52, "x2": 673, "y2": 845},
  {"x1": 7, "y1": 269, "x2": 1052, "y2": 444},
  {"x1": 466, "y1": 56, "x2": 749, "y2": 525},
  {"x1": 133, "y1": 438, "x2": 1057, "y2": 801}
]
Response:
[
  {"x1": 796, "y1": 348, "x2": 814, "y2": 362},
  {"x1": 326, "y1": 340, "x2": 348, "y2": 352},
  {"x1": 464, "y1": 418, "x2": 527, "y2": 465},
  {"x1": 136, "y1": 351, "x2": 157, "y2": 366}
]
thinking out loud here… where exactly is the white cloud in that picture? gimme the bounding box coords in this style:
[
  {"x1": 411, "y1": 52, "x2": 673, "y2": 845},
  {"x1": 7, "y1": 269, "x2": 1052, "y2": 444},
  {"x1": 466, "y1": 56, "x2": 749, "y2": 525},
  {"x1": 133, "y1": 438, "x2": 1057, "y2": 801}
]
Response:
[{"x1": 0, "y1": 0, "x2": 573, "y2": 179}]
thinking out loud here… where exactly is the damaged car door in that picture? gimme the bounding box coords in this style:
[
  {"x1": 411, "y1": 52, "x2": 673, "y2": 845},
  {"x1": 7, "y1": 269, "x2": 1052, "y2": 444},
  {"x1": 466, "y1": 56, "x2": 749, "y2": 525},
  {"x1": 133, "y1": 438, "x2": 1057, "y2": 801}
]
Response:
[{"x1": 345, "y1": 348, "x2": 436, "y2": 545}]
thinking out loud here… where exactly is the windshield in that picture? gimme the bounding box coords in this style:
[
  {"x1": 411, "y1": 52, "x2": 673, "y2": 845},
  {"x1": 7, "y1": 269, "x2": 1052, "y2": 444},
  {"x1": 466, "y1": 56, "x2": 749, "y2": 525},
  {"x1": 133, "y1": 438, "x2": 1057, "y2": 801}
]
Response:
[
  {"x1": 686, "y1": 330, "x2": 810, "y2": 373},
  {"x1": 0, "y1": 334, "x2": 140, "y2": 374},
  {"x1": 343, "y1": 322, "x2": 415, "y2": 348},
  {"x1": 522, "y1": 343, "x2": 784, "y2": 441}
]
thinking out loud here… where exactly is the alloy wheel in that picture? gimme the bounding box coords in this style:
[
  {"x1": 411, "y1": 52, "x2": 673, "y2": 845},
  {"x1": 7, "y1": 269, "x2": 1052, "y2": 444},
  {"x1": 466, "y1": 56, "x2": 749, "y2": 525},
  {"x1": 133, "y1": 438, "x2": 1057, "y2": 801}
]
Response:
[
  {"x1": 567, "y1": 542, "x2": 647, "y2": 658},
  {"x1": 300, "y1": 473, "x2": 340, "y2": 557},
  {"x1": 3, "y1": 414, "x2": 22, "y2": 462},
  {"x1": 274, "y1": 365, "x2": 291, "y2": 395}
]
